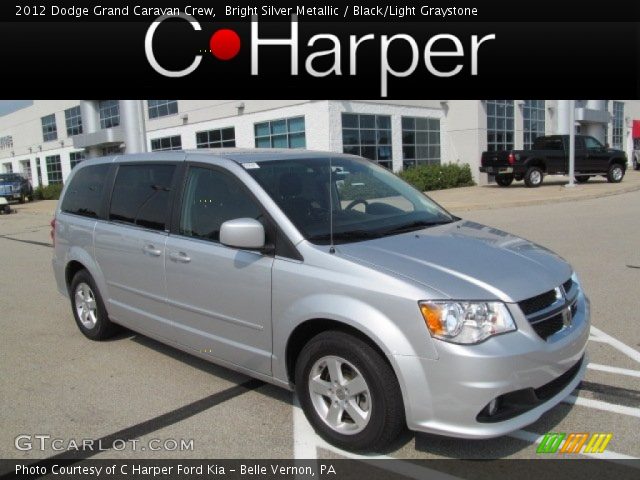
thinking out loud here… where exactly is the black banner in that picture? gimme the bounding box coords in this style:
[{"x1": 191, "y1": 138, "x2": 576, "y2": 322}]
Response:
[
  {"x1": 2, "y1": 459, "x2": 640, "y2": 480},
  {"x1": 1, "y1": 0, "x2": 639, "y2": 98}
]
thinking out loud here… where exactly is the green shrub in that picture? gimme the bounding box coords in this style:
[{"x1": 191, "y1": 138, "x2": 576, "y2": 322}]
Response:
[
  {"x1": 398, "y1": 163, "x2": 475, "y2": 191},
  {"x1": 33, "y1": 183, "x2": 63, "y2": 200}
]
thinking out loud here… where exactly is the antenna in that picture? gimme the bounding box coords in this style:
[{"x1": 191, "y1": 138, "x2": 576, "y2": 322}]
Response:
[{"x1": 329, "y1": 156, "x2": 335, "y2": 254}]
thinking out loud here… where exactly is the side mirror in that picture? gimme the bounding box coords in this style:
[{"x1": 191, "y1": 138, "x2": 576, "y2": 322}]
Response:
[{"x1": 220, "y1": 218, "x2": 265, "y2": 250}]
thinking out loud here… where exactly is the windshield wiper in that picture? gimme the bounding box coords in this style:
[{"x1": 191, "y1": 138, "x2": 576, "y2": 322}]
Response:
[
  {"x1": 381, "y1": 219, "x2": 453, "y2": 236},
  {"x1": 309, "y1": 230, "x2": 383, "y2": 243}
]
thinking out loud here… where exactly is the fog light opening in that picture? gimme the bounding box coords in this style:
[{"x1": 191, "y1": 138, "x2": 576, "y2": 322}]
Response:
[{"x1": 487, "y1": 398, "x2": 499, "y2": 416}]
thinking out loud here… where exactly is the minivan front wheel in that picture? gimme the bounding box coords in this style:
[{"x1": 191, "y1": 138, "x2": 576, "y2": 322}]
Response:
[
  {"x1": 70, "y1": 270, "x2": 118, "y2": 340},
  {"x1": 295, "y1": 331, "x2": 405, "y2": 451}
]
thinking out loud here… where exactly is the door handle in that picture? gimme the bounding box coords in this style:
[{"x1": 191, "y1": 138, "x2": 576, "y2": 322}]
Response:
[
  {"x1": 169, "y1": 251, "x2": 191, "y2": 263},
  {"x1": 142, "y1": 244, "x2": 162, "y2": 257}
]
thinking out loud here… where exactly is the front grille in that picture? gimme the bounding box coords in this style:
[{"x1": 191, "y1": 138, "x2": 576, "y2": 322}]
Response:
[
  {"x1": 563, "y1": 278, "x2": 573, "y2": 293},
  {"x1": 531, "y1": 313, "x2": 565, "y2": 340},
  {"x1": 518, "y1": 290, "x2": 556, "y2": 316}
]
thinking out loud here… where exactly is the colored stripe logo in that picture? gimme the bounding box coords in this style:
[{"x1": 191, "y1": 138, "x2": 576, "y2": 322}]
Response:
[{"x1": 537, "y1": 433, "x2": 612, "y2": 454}]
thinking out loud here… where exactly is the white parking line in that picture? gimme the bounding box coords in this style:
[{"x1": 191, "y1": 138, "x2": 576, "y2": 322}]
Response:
[
  {"x1": 590, "y1": 326, "x2": 640, "y2": 363},
  {"x1": 587, "y1": 363, "x2": 640, "y2": 378},
  {"x1": 509, "y1": 429, "x2": 637, "y2": 461},
  {"x1": 562, "y1": 395, "x2": 640, "y2": 419},
  {"x1": 293, "y1": 398, "x2": 463, "y2": 479}
]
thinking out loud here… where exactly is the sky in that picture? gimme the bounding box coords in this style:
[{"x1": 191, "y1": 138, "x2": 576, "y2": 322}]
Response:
[{"x1": 0, "y1": 100, "x2": 33, "y2": 117}]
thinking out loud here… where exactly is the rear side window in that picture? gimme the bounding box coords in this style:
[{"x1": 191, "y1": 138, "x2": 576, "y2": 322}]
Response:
[
  {"x1": 109, "y1": 164, "x2": 176, "y2": 231},
  {"x1": 60, "y1": 164, "x2": 110, "y2": 218}
]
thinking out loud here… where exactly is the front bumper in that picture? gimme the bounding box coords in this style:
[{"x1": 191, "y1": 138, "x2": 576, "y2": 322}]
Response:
[
  {"x1": 392, "y1": 290, "x2": 590, "y2": 438},
  {"x1": 0, "y1": 193, "x2": 21, "y2": 201}
]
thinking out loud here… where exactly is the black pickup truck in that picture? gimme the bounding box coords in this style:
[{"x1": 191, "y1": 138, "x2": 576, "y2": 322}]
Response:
[{"x1": 480, "y1": 135, "x2": 628, "y2": 187}]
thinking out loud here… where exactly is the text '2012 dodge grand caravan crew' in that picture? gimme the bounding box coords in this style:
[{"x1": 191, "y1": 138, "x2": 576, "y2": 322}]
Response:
[{"x1": 52, "y1": 150, "x2": 589, "y2": 451}]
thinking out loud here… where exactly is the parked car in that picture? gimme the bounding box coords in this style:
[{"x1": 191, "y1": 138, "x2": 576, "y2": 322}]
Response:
[
  {"x1": 480, "y1": 135, "x2": 627, "y2": 187},
  {"x1": 52, "y1": 151, "x2": 589, "y2": 451},
  {"x1": 0, "y1": 172, "x2": 33, "y2": 203}
]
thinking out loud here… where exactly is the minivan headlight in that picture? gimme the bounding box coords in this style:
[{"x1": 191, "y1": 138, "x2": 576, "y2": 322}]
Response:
[{"x1": 419, "y1": 301, "x2": 516, "y2": 344}]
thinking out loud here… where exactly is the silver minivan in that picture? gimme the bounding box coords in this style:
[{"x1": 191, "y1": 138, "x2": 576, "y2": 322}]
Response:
[{"x1": 52, "y1": 150, "x2": 589, "y2": 451}]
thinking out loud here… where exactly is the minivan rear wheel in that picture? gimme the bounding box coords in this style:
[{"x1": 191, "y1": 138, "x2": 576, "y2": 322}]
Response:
[
  {"x1": 294, "y1": 331, "x2": 405, "y2": 451},
  {"x1": 70, "y1": 270, "x2": 118, "y2": 340}
]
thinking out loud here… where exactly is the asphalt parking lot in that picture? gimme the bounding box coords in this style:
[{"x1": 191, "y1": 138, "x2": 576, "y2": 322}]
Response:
[{"x1": 1, "y1": 179, "x2": 639, "y2": 469}]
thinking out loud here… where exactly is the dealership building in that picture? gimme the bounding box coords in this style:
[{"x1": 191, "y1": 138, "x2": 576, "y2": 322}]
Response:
[{"x1": 0, "y1": 99, "x2": 638, "y2": 187}]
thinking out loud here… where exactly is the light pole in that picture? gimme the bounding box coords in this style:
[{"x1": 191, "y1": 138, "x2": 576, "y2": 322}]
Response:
[{"x1": 566, "y1": 100, "x2": 576, "y2": 188}]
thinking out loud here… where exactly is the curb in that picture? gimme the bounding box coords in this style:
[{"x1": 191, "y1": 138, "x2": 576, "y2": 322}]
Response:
[{"x1": 433, "y1": 182, "x2": 640, "y2": 212}]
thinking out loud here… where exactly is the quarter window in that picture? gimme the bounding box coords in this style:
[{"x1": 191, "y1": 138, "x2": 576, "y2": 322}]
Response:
[
  {"x1": 341, "y1": 113, "x2": 392, "y2": 169},
  {"x1": 61, "y1": 164, "x2": 110, "y2": 218},
  {"x1": 180, "y1": 167, "x2": 261, "y2": 243},
  {"x1": 109, "y1": 164, "x2": 176, "y2": 231},
  {"x1": 41, "y1": 114, "x2": 58, "y2": 142},
  {"x1": 486, "y1": 100, "x2": 514, "y2": 152},
  {"x1": 254, "y1": 116, "x2": 306, "y2": 149},
  {"x1": 46, "y1": 155, "x2": 62, "y2": 184},
  {"x1": 196, "y1": 127, "x2": 236, "y2": 148},
  {"x1": 151, "y1": 135, "x2": 182, "y2": 151},
  {"x1": 148, "y1": 100, "x2": 178, "y2": 119},
  {"x1": 65, "y1": 106, "x2": 83, "y2": 136},
  {"x1": 401, "y1": 117, "x2": 441, "y2": 168}
]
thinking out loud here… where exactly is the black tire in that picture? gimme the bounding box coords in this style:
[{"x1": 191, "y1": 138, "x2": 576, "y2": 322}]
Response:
[
  {"x1": 495, "y1": 174, "x2": 514, "y2": 187},
  {"x1": 295, "y1": 331, "x2": 405, "y2": 452},
  {"x1": 69, "y1": 269, "x2": 118, "y2": 340},
  {"x1": 606, "y1": 163, "x2": 624, "y2": 183},
  {"x1": 524, "y1": 166, "x2": 544, "y2": 188},
  {"x1": 575, "y1": 175, "x2": 590, "y2": 184}
]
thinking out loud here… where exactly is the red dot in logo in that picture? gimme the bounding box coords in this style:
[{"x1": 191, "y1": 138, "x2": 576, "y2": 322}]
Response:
[{"x1": 209, "y1": 29, "x2": 241, "y2": 61}]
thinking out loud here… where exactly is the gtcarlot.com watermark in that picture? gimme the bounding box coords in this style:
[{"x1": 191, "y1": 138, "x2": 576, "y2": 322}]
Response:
[{"x1": 15, "y1": 434, "x2": 194, "y2": 452}]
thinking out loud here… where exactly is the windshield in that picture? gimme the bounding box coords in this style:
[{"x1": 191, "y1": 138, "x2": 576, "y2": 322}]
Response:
[
  {"x1": 246, "y1": 156, "x2": 455, "y2": 245},
  {"x1": 0, "y1": 174, "x2": 22, "y2": 182}
]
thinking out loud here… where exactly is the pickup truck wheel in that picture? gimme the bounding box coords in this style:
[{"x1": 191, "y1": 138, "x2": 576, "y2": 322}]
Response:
[
  {"x1": 575, "y1": 175, "x2": 590, "y2": 184},
  {"x1": 495, "y1": 174, "x2": 514, "y2": 187},
  {"x1": 70, "y1": 270, "x2": 119, "y2": 340},
  {"x1": 607, "y1": 164, "x2": 624, "y2": 183},
  {"x1": 295, "y1": 331, "x2": 405, "y2": 451},
  {"x1": 524, "y1": 167, "x2": 544, "y2": 188}
]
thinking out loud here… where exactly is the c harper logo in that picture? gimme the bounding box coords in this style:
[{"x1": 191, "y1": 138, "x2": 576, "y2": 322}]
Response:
[{"x1": 144, "y1": 14, "x2": 496, "y2": 97}]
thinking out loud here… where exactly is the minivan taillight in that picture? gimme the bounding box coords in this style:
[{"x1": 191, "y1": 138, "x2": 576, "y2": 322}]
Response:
[
  {"x1": 50, "y1": 218, "x2": 56, "y2": 247},
  {"x1": 507, "y1": 153, "x2": 516, "y2": 165}
]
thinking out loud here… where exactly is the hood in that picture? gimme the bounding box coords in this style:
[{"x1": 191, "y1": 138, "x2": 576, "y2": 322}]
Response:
[{"x1": 336, "y1": 220, "x2": 571, "y2": 303}]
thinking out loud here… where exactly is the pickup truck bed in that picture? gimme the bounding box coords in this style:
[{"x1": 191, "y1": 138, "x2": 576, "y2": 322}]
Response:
[{"x1": 480, "y1": 135, "x2": 627, "y2": 187}]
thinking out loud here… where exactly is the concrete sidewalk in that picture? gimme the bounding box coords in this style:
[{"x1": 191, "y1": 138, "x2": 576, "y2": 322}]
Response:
[
  {"x1": 428, "y1": 169, "x2": 640, "y2": 212},
  {"x1": 4, "y1": 170, "x2": 640, "y2": 217}
]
